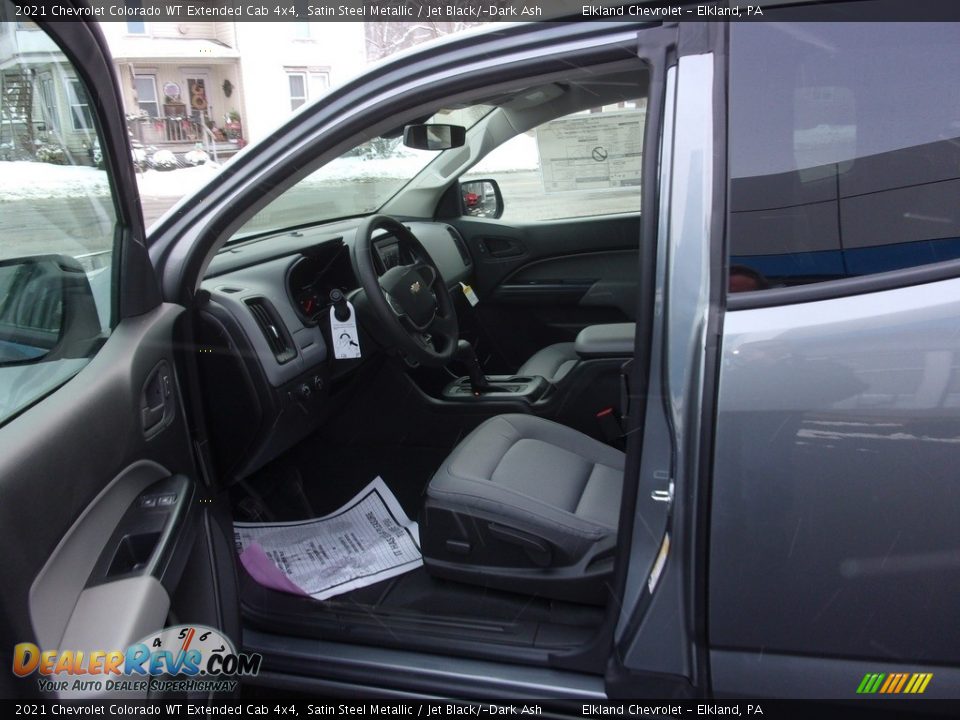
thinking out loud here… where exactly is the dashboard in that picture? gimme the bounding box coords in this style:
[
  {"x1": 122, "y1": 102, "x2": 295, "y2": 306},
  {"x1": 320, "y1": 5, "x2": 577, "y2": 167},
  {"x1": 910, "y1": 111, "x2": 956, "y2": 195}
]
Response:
[
  {"x1": 196, "y1": 218, "x2": 473, "y2": 480},
  {"x1": 288, "y1": 245, "x2": 354, "y2": 323}
]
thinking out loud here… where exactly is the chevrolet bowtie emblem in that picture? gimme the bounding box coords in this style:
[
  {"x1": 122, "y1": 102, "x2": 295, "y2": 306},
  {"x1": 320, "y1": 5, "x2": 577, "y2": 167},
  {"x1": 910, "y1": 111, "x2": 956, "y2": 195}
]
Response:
[{"x1": 410, "y1": 281, "x2": 422, "y2": 294}]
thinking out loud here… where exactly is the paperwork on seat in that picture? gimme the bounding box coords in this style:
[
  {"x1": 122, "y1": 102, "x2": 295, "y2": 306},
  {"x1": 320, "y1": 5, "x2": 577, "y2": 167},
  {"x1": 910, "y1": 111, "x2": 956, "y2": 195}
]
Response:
[{"x1": 235, "y1": 477, "x2": 422, "y2": 601}]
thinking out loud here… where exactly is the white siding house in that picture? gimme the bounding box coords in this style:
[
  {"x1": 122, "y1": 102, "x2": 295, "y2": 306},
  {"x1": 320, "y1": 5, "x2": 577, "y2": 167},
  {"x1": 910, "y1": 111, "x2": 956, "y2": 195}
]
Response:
[
  {"x1": 232, "y1": 22, "x2": 367, "y2": 142},
  {"x1": 99, "y1": 20, "x2": 245, "y2": 156}
]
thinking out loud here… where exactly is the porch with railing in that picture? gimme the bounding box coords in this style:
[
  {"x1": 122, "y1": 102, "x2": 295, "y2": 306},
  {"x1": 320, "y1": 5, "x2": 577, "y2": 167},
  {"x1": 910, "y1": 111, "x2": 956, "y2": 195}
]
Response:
[{"x1": 126, "y1": 115, "x2": 240, "y2": 163}]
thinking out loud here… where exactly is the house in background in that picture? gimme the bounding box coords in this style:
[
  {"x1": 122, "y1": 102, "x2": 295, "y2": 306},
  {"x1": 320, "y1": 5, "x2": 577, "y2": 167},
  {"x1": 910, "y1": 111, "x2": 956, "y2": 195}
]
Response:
[
  {"x1": 232, "y1": 21, "x2": 366, "y2": 143},
  {"x1": 98, "y1": 20, "x2": 368, "y2": 157},
  {"x1": 2, "y1": 17, "x2": 477, "y2": 169},
  {"x1": 98, "y1": 20, "x2": 245, "y2": 161},
  {"x1": 0, "y1": 17, "x2": 98, "y2": 164}
]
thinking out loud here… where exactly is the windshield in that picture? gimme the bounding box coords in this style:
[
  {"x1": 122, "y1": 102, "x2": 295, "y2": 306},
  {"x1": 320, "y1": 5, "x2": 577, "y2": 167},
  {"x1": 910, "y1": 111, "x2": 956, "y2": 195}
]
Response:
[{"x1": 232, "y1": 105, "x2": 493, "y2": 241}]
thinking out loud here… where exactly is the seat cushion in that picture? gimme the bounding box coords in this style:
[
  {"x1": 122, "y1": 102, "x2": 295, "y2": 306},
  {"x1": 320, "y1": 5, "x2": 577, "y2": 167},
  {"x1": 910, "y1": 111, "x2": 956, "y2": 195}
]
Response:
[
  {"x1": 426, "y1": 414, "x2": 625, "y2": 558},
  {"x1": 517, "y1": 342, "x2": 577, "y2": 383}
]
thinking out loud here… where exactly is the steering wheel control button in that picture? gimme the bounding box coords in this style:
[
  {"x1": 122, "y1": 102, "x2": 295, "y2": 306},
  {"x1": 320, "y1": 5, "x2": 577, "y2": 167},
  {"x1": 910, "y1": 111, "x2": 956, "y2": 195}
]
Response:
[
  {"x1": 157, "y1": 493, "x2": 177, "y2": 507},
  {"x1": 330, "y1": 299, "x2": 362, "y2": 360},
  {"x1": 139, "y1": 495, "x2": 158, "y2": 509}
]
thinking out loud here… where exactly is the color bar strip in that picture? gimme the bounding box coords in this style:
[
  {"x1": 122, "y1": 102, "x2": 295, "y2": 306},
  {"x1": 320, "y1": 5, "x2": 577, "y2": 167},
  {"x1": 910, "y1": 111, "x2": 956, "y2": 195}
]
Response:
[
  {"x1": 879, "y1": 674, "x2": 895, "y2": 694},
  {"x1": 893, "y1": 673, "x2": 909, "y2": 693}
]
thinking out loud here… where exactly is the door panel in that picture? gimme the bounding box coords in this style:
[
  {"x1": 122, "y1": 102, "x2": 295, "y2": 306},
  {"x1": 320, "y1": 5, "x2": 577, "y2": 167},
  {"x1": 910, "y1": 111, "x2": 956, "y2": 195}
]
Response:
[
  {"x1": 711, "y1": 19, "x2": 960, "y2": 698},
  {"x1": 30, "y1": 460, "x2": 186, "y2": 653},
  {"x1": 711, "y1": 281, "x2": 960, "y2": 695},
  {"x1": 451, "y1": 214, "x2": 640, "y2": 370},
  {"x1": 0, "y1": 306, "x2": 209, "y2": 698},
  {"x1": 0, "y1": 11, "x2": 224, "y2": 699}
]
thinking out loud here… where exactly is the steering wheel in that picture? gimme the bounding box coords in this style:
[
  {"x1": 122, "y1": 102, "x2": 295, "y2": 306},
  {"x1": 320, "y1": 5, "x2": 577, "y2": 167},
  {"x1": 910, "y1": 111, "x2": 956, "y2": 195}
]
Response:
[{"x1": 354, "y1": 215, "x2": 459, "y2": 367}]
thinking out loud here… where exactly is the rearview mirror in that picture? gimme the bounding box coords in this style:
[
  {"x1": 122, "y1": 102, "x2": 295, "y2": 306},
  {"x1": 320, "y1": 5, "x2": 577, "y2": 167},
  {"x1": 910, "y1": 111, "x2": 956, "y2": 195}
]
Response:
[
  {"x1": 0, "y1": 254, "x2": 102, "y2": 366},
  {"x1": 460, "y1": 179, "x2": 503, "y2": 219},
  {"x1": 403, "y1": 124, "x2": 466, "y2": 151}
]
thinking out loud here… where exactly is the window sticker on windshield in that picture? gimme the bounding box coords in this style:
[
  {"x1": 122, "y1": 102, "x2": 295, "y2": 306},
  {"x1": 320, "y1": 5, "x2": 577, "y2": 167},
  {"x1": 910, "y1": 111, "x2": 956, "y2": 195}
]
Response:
[{"x1": 536, "y1": 110, "x2": 645, "y2": 194}]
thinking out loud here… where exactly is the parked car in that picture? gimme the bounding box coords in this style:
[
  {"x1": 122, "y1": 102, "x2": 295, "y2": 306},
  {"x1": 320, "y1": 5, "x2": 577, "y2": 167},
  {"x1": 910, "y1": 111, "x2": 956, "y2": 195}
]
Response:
[{"x1": 1, "y1": 0, "x2": 958, "y2": 704}]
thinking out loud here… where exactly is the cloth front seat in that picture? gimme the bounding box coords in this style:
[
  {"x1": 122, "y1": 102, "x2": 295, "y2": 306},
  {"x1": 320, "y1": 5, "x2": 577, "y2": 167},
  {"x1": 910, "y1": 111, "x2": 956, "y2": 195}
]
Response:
[
  {"x1": 517, "y1": 342, "x2": 578, "y2": 383},
  {"x1": 420, "y1": 414, "x2": 625, "y2": 604}
]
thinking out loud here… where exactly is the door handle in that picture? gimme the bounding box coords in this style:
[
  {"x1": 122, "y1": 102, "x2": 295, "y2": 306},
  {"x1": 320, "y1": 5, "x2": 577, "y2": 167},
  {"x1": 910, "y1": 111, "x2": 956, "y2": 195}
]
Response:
[
  {"x1": 142, "y1": 404, "x2": 164, "y2": 430},
  {"x1": 140, "y1": 360, "x2": 175, "y2": 436},
  {"x1": 481, "y1": 237, "x2": 525, "y2": 258}
]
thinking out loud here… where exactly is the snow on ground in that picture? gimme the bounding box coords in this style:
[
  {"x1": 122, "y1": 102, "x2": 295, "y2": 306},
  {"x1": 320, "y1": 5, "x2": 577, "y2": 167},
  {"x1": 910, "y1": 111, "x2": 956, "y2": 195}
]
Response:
[
  {"x1": 0, "y1": 161, "x2": 110, "y2": 200},
  {"x1": 135, "y1": 155, "x2": 425, "y2": 200},
  {"x1": 312, "y1": 149, "x2": 434, "y2": 183},
  {"x1": 0, "y1": 160, "x2": 224, "y2": 201},
  {"x1": 0, "y1": 133, "x2": 540, "y2": 205},
  {"x1": 136, "y1": 164, "x2": 224, "y2": 197},
  {"x1": 293, "y1": 133, "x2": 539, "y2": 186}
]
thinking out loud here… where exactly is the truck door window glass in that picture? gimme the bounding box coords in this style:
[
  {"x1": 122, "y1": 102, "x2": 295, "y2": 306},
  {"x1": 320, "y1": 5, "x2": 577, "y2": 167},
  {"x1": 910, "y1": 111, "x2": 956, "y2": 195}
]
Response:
[{"x1": 728, "y1": 23, "x2": 960, "y2": 291}]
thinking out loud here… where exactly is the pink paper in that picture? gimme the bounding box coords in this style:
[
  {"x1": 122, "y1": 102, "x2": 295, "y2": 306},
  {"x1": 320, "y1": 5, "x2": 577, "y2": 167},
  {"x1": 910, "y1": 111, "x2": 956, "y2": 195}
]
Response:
[{"x1": 239, "y1": 542, "x2": 310, "y2": 597}]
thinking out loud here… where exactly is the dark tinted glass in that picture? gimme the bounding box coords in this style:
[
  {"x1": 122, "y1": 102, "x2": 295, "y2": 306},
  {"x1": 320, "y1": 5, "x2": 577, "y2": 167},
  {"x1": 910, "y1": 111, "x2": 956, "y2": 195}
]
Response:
[{"x1": 728, "y1": 23, "x2": 960, "y2": 292}]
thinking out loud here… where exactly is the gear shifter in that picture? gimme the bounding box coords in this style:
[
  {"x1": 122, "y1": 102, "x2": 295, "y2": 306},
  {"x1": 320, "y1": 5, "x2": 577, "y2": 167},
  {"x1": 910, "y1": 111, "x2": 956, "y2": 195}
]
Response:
[{"x1": 455, "y1": 340, "x2": 495, "y2": 396}]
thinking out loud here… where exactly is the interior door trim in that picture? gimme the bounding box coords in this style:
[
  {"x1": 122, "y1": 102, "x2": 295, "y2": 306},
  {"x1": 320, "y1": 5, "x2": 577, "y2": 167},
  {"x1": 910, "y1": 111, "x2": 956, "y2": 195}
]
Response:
[{"x1": 29, "y1": 459, "x2": 171, "y2": 651}]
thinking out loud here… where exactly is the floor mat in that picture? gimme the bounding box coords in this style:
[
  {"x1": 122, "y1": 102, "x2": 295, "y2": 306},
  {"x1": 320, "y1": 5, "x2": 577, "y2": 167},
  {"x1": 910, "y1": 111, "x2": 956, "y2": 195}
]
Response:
[{"x1": 235, "y1": 440, "x2": 607, "y2": 646}]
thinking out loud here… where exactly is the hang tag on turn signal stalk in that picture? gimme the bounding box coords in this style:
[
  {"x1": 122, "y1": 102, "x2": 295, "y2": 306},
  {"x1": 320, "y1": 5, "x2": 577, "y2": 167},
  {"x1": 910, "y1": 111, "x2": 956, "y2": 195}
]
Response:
[
  {"x1": 460, "y1": 282, "x2": 479, "y2": 307},
  {"x1": 330, "y1": 301, "x2": 361, "y2": 359}
]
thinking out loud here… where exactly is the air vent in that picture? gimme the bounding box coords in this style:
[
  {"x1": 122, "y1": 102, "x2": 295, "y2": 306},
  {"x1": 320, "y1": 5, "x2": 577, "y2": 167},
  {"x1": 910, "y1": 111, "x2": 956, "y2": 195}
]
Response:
[
  {"x1": 245, "y1": 297, "x2": 296, "y2": 364},
  {"x1": 446, "y1": 226, "x2": 472, "y2": 267}
]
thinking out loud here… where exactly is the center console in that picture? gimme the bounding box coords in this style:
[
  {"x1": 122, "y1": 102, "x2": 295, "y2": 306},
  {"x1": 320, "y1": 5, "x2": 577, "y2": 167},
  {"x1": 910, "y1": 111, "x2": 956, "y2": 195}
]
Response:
[
  {"x1": 431, "y1": 324, "x2": 637, "y2": 443},
  {"x1": 442, "y1": 374, "x2": 549, "y2": 401},
  {"x1": 440, "y1": 324, "x2": 637, "y2": 404},
  {"x1": 440, "y1": 339, "x2": 550, "y2": 402}
]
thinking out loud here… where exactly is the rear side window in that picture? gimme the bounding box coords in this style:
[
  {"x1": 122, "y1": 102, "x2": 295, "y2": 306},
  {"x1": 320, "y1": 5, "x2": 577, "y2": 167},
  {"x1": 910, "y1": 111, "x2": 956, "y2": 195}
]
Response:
[{"x1": 728, "y1": 23, "x2": 960, "y2": 292}]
